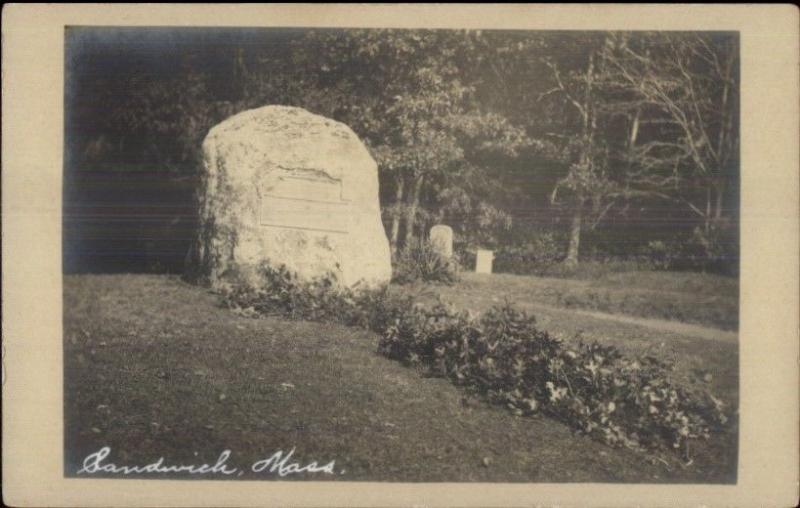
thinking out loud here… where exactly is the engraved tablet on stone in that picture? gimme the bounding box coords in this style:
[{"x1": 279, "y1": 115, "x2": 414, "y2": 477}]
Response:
[{"x1": 260, "y1": 175, "x2": 351, "y2": 234}]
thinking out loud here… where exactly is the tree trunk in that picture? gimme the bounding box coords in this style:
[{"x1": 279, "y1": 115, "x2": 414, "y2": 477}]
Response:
[
  {"x1": 389, "y1": 177, "x2": 405, "y2": 254},
  {"x1": 564, "y1": 52, "x2": 593, "y2": 267},
  {"x1": 565, "y1": 196, "x2": 584, "y2": 266},
  {"x1": 714, "y1": 179, "x2": 726, "y2": 221},
  {"x1": 403, "y1": 174, "x2": 425, "y2": 250}
]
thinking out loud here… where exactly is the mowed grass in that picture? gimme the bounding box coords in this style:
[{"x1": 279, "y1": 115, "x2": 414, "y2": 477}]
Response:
[
  {"x1": 64, "y1": 274, "x2": 737, "y2": 483},
  {"x1": 443, "y1": 271, "x2": 739, "y2": 330}
]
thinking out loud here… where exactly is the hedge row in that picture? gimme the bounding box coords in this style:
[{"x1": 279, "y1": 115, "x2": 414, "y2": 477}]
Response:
[{"x1": 219, "y1": 263, "x2": 729, "y2": 459}]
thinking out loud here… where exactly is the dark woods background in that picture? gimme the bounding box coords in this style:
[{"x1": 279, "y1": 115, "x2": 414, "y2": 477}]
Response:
[{"x1": 64, "y1": 27, "x2": 739, "y2": 276}]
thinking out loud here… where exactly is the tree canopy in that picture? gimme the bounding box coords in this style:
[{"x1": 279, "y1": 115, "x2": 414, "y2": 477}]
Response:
[{"x1": 65, "y1": 27, "x2": 739, "y2": 271}]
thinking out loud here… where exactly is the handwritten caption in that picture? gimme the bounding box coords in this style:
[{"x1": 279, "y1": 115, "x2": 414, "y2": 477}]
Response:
[{"x1": 77, "y1": 446, "x2": 341, "y2": 477}]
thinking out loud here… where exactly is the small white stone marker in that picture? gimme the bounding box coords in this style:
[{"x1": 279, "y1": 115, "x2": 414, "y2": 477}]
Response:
[
  {"x1": 475, "y1": 249, "x2": 494, "y2": 274},
  {"x1": 429, "y1": 225, "x2": 453, "y2": 258}
]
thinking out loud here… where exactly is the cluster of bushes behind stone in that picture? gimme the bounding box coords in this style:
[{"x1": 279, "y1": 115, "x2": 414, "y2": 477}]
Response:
[
  {"x1": 391, "y1": 239, "x2": 461, "y2": 285},
  {"x1": 219, "y1": 263, "x2": 730, "y2": 462},
  {"x1": 483, "y1": 228, "x2": 738, "y2": 278}
]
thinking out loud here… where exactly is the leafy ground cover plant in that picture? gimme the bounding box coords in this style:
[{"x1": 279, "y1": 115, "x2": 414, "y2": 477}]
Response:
[
  {"x1": 219, "y1": 263, "x2": 414, "y2": 331},
  {"x1": 218, "y1": 262, "x2": 729, "y2": 461}
]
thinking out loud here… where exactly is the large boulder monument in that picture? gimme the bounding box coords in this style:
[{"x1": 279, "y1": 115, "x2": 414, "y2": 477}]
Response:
[{"x1": 185, "y1": 105, "x2": 392, "y2": 290}]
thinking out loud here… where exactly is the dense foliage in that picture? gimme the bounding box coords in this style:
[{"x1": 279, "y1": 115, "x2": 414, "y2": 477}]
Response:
[
  {"x1": 220, "y1": 264, "x2": 729, "y2": 460},
  {"x1": 66, "y1": 28, "x2": 739, "y2": 274},
  {"x1": 492, "y1": 232, "x2": 565, "y2": 276}
]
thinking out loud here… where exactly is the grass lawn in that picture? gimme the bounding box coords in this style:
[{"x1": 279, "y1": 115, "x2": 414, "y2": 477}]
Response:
[
  {"x1": 434, "y1": 271, "x2": 739, "y2": 330},
  {"x1": 64, "y1": 273, "x2": 738, "y2": 483}
]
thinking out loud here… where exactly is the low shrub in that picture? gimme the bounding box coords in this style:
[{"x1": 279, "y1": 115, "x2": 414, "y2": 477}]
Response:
[
  {"x1": 636, "y1": 226, "x2": 739, "y2": 276},
  {"x1": 392, "y1": 238, "x2": 460, "y2": 285},
  {"x1": 492, "y1": 236, "x2": 660, "y2": 279},
  {"x1": 219, "y1": 263, "x2": 729, "y2": 460},
  {"x1": 493, "y1": 233, "x2": 564, "y2": 276},
  {"x1": 679, "y1": 225, "x2": 739, "y2": 276},
  {"x1": 219, "y1": 263, "x2": 414, "y2": 331}
]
